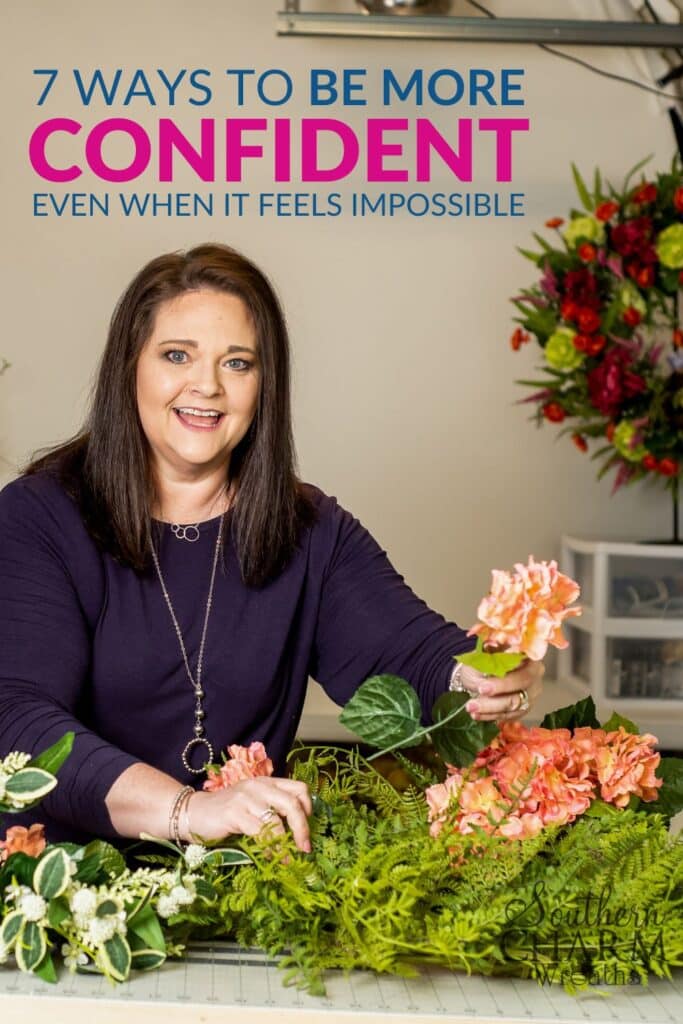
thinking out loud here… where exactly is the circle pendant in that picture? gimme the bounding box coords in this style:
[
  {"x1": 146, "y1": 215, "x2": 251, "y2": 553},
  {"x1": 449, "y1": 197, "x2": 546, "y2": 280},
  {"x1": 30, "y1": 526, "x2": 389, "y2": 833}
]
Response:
[
  {"x1": 171, "y1": 524, "x2": 200, "y2": 542},
  {"x1": 182, "y1": 737, "x2": 214, "y2": 775}
]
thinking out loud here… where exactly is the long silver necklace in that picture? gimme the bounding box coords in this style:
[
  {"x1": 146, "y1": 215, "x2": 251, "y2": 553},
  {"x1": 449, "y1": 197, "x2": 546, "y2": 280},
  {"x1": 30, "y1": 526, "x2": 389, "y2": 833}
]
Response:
[{"x1": 150, "y1": 513, "x2": 225, "y2": 775}]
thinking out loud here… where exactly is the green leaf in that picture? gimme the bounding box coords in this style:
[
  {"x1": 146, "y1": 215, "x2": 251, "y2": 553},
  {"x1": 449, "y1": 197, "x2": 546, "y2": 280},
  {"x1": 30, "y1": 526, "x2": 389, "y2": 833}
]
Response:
[
  {"x1": 601, "y1": 711, "x2": 639, "y2": 735},
  {"x1": 584, "y1": 798, "x2": 620, "y2": 818},
  {"x1": 47, "y1": 896, "x2": 70, "y2": 930},
  {"x1": 5, "y1": 768, "x2": 57, "y2": 805},
  {"x1": 571, "y1": 162, "x2": 593, "y2": 210},
  {"x1": 540, "y1": 696, "x2": 600, "y2": 730},
  {"x1": 431, "y1": 691, "x2": 499, "y2": 768},
  {"x1": 33, "y1": 952, "x2": 58, "y2": 984},
  {"x1": 128, "y1": 904, "x2": 166, "y2": 953},
  {"x1": 33, "y1": 847, "x2": 71, "y2": 899},
  {"x1": 202, "y1": 848, "x2": 252, "y2": 868},
  {"x1": 454, "y1": 638, "x2": 525, "y2": 678},
  {"x1": 96, "y1": 899, "x2": 119, "y2": 918},
  {"x1": 137, "y1": 833, "x2": 183, "y2": 856},
  {"x1": 516, "y1": 246, "x2": 543, "y2": 265},
  {"x1": 15, "y1": 920, "x2": 47, "y2": 973},
  {"x1": 1, "y1": 910, "x2": 25, "y2": 949},
  {"x1": 27, "y1": 732, "x2": 74, "y2": 776},
  {"x1": 593, "y1": 166, "x2": 602, "y2": 201},
  {"x1": 101, "y1": 933, "x2": 131, "y2": 982},
  {"x1": 622, "y1": 153, "x2": 653, "y2": 194},
  {"x1": 131, "y1": 948, "x2": 166, "y2": 971},
  {"x1": 193, "y1": 877, "x2": 218, "y2": 902},
  {"x1": 339, "y1": 675, "x2": 422, "y2": 750},
  {"x1": 640, "y1": 757, "x2": 683, "y2": 820},
  {"x1": 76, "y1": 840, "x2": 126, "y2": 884},
  {"x1": 3, "y1": 852, "x2": 38, "y2": 887}
]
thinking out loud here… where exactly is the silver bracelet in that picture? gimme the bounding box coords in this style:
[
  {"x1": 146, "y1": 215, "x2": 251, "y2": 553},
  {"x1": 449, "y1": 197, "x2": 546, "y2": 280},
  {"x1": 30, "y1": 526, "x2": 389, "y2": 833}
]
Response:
[
  {"x1": 449, "y1": 662, "x2": 466, "y2": 692},
  {"x1": 169, "y1": 785, "x2": 193, "y2": 843}
]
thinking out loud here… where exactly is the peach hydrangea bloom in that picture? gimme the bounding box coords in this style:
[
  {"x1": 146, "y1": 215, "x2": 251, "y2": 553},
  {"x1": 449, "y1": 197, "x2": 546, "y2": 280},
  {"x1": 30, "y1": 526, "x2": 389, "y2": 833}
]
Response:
[
  {"x1": 468, "y1": 556, "x2": 581, "y2": 660},
  {"x1": 203, "y1": 741, "x2": 274, "y2": 792},
  {"x1": 0, "y1": 823, "x2": 46, "y2": 863},
  {"x1": 426, "y1": 720, "x2": 661, "y2": 844},
  {"x1": 594, "y1": 727, "x2": 662, "y2": 807}
]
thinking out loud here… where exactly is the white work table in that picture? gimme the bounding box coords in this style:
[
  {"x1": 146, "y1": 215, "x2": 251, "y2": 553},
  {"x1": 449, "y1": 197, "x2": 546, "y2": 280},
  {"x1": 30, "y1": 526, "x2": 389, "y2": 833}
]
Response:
[{"x1": 1, "y1": 940, "x2": 682, "y2": 1024}]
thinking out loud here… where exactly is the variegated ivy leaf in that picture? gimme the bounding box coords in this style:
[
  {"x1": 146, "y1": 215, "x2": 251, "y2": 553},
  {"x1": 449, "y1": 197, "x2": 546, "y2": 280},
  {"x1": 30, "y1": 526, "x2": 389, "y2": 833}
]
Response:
[
  {"x1": 201, "y1": 848, "x2": 253, "y2": 868},
  {"x1": 15, "y1": 920, "x2": 47, "y2": 973},
  {"x1": 4, "y1": 768, "x2": 57, "y2": 806},
  {"x1": 33, "y1": 848, "x2": 71, "y2": 900},
  {"x1": 101, "y1": 933, "x2": 131, "y2": 982},
  {"x1": 0, "y1": 910, "x2": 24, "y2": 949}
]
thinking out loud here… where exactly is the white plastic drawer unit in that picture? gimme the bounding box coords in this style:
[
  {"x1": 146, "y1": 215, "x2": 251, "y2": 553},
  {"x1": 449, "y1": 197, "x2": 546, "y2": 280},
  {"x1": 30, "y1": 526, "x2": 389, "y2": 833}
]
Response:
[{"x1": 559, "y1": 537, "x2": 683, "y2": 749}]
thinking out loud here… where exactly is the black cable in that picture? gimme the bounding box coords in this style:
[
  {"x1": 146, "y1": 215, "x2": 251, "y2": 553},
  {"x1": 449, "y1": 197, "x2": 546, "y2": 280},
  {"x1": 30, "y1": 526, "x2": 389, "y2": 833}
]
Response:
[{"x1": 464, "y1": 0, "x2": 683, "y2": 102}]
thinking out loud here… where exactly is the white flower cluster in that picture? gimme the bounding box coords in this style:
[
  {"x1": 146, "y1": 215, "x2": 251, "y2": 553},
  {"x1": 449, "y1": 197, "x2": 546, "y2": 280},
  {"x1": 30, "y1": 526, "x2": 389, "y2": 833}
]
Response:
[
  {"x1": 155, "y1": 875, "x2": 198, "y2": 919},
  {"x1": 184, "y1": 843, "x2": 207, "y2": 870},
  {"x1": 1, "y1": 752, "x2": 31, "y2": 773},
  {"x1": 61, "y1": 943, "x2": 88, "y2": 971},
  {"x1": 4, "y1": 884, "x2": 49, "y2": 925},
  {"x1": 66, "y1": 885, "x2": 126, "y2": 948}
]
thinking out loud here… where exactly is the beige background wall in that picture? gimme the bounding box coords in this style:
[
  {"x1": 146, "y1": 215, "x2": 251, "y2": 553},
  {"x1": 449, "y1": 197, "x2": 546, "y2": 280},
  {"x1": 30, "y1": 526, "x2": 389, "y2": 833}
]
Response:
[{"x1": 1, "y1": 0, "x2": 678, "y2": 722}]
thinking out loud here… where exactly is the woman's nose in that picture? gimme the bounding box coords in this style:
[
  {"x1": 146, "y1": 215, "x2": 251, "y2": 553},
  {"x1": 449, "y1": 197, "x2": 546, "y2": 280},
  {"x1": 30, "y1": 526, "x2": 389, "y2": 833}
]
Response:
[{"x1": 188, "y1": 361, "x2": 224, "y2": 396}]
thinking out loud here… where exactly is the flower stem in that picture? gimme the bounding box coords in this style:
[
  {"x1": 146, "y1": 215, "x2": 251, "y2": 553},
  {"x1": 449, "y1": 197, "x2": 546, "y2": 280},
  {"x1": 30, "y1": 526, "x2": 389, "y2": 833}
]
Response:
[{"x1": 366, "y1": 703, "x2": 468, "y2": 762}]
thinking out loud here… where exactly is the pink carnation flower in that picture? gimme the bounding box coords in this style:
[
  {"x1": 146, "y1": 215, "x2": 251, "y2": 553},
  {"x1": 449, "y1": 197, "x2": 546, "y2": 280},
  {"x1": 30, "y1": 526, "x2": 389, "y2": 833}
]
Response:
[
  {"x1": 203, "y1": 741, "x2": 274, "y2": 792},
  {"x1": 468, "y1": 556, "x2": 581, "y2": 660}
]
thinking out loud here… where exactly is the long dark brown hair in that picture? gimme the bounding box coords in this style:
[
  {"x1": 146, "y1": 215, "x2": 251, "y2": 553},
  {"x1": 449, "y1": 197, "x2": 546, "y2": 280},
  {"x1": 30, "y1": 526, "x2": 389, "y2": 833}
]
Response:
[{"x1": 23, "y1": 243, "x2": 317, "y2": 586}]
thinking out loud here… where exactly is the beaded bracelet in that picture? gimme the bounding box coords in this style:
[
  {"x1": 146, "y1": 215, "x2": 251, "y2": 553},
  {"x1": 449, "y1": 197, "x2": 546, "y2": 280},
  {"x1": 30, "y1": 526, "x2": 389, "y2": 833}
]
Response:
[{"x1": 169, "y1": 784, "x2": 193, "y2": 843}]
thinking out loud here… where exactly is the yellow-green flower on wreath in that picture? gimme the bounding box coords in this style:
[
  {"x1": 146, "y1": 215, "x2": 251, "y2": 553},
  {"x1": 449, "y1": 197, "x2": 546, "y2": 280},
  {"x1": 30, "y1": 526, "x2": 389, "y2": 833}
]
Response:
[
  {"x1": 613, "y1": 420, "x2": 647, "y2": 463},
  {"x1": 618, "y1": 281, "x2": 647, "y2": 317},
  {"x1": 655, "y1": 223, "x2": 683, "y2": 269},
  {"x1": 544, "y1": 327, "x2": 584, "y2": 370},
  {"x1": 563, "y1": 215, "x2": 605, "y2": 249}
]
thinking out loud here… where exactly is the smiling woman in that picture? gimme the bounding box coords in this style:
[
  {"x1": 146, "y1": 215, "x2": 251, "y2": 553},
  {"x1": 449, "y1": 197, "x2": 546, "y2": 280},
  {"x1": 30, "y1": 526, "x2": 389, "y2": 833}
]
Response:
[{"x1": 0, "y1": 243, "x2": 544, "y2": 855}]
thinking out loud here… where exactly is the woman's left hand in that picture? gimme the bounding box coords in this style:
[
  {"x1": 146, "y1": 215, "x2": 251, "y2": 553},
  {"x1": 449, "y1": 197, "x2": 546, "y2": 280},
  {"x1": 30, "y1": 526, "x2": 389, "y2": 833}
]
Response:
[{"x1": 454, "y1": 660, "x2": 545, "y2": 723}]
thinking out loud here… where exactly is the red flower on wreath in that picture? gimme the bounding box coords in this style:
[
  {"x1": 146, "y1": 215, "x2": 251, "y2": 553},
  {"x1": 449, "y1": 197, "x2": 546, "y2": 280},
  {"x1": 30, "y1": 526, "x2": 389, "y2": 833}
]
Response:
[
  {"x1": 562, "y1": 268, "x2": 601, "y2": 310},
  {"x1": 587, "y1": 348, "x2": 647, "y2": 417},
  {"x1": 595, "y1": 200, "x2": 619, "y2": 221},
  {"x1": 612, "y1": 216, "x2": 652, "y2": 255},
  {"x1": 577, "y1": 308, "x2": 602, "y2": 334},
  {"x1": 543, "y1": 402, "x2": 566, "y2": 423},
  {"x1": 631, "y1": 182, "x2": 657, "y2": 205},
  {"x1": 675, "y1": 187, "x2": 683, "y2": 214}
]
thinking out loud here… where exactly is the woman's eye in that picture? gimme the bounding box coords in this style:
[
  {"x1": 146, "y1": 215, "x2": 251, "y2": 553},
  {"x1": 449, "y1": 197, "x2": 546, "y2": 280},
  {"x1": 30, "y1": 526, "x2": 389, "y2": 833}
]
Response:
[
  {"x1": 164, "y1": 350, "x2": 188, "y2": 364},
  {"x1": 226, "y1": 358, "x2": 251, "y2": 371}
]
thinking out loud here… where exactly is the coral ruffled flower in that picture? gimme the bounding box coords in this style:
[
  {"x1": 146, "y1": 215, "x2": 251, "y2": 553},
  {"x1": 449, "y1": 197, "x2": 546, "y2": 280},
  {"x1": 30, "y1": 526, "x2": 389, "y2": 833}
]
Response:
[
  {"x1": 468, "y1": 556, "x2": 581, "y2": 661},
  {"x1": 426, "y1": 721, "x2": 663, "y2": 845},
  {"x1": 203, "y1": 741, "x2": 274, "y2": 792},
  {"x1": 595, "y1": 728, "x2": 662, "y2": 807},
  {"x1": 0, "y1": 824, "x2": 46, "y2": 863}
]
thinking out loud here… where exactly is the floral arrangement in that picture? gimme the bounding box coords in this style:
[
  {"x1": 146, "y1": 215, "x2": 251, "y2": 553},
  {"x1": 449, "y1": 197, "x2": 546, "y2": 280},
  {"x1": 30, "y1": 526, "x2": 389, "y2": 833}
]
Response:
[
  {"x1": 511, "y1": 157, "x2": 683, "y2": 494},
  {"x1": 0, "y1": 559, "x2": 682, "y2": 995}
]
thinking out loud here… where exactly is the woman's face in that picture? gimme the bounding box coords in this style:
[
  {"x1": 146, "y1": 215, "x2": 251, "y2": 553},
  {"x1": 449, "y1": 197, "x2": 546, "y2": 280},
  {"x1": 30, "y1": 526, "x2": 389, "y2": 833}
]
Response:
[{"x1": 136, "y1": 288, "x2": 260, "y2": 482}]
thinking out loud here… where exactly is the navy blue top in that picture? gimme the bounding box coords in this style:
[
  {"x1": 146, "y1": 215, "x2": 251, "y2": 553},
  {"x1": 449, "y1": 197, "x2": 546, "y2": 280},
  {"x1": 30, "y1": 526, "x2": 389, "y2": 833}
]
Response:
[{"x1": 0, "y1": 472, "x2": 473, "y2": 845}]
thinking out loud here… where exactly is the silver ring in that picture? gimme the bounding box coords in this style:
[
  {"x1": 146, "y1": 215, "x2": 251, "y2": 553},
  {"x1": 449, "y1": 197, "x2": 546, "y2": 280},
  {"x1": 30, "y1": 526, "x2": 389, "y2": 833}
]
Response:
[
  {"x1": 259, "y1": 807, "x2": 276, "y2": 824},
  {"x1": 516, "y1": 688, "x2": 530, "y2": 713}
]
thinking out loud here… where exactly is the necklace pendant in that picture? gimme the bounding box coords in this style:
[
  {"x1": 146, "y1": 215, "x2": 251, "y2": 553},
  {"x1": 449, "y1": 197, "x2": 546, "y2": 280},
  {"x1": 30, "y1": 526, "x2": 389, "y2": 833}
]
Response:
[
  {"x1": 182, "y1": 736, "x2": 214, "y2": 776},
  {"x1": 171, "y1": 523, "x2": 201, "y2": 543}
]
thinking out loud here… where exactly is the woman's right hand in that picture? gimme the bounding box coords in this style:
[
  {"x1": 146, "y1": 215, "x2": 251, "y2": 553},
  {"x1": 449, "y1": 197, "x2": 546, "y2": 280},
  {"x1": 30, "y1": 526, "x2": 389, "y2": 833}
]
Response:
[{"x1": 184, "y1": 776, "x2": 313, "y2": 852}]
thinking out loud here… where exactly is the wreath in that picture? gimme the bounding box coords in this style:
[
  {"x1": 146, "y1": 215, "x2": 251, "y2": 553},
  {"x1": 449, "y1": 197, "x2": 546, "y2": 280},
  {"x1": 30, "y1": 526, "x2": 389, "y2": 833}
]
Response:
[{"x1": 512, "y1": 157, "x2": 683, "y2": 496}]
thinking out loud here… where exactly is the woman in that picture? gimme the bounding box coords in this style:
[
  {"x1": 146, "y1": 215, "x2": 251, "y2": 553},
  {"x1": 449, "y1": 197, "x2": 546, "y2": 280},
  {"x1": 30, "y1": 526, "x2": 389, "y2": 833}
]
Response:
[{"x1": 0, "y1": 244, "x2": 543, "y2": 854}]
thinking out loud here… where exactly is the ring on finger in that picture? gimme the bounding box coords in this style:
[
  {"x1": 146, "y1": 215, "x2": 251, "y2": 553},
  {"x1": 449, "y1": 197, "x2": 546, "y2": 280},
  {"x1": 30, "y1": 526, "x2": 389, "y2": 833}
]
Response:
[
  {"x1": 259, "y1": 806, "x2": 277, "y2": 824},
  {"x1": 515, "y1": 688, "x2": 530, "y2": 713}
]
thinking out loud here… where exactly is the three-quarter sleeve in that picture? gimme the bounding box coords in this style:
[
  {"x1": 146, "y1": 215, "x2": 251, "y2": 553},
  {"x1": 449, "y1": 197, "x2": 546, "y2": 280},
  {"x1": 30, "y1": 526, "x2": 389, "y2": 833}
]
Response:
[
  {"x1": 0, "y1": 479, "x2": 140, "y2": 839},
  {"x1": 308, "y1": 495, "x2": 475, "y2": 722}
]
